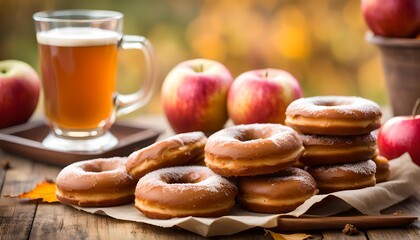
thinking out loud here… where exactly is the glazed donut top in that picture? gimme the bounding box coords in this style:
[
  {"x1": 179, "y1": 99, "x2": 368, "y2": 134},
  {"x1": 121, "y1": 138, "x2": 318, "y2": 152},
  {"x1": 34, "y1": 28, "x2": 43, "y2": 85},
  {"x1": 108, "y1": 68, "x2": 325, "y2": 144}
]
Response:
[
  {"x1": 247, "y1": 167, "x2": 317, "y2": 189},
  {"x1": 56, "y1": 157, "x2": 135, "y2": 192},
  {"x1": 238, "y1": 167, "x2": 318, "y2": 203},
  {"x1": 300, "y1": 132, "x2": 377, "y2": 147},
  {"x1": 205, "y1": 123, "x2": 303, "y2": 159},
  {"x1": 308, "y1": 159, "x2": 376, "y2": 175},
  {"x1": 286, "y1": 96, "x2": 382, "y2": 119},
  {"x1": 126, "y1": 131, "x2": 206, "y2": 169},
  {"x1": 137, "y1": 166, "x2": 235, "y2": 194}
]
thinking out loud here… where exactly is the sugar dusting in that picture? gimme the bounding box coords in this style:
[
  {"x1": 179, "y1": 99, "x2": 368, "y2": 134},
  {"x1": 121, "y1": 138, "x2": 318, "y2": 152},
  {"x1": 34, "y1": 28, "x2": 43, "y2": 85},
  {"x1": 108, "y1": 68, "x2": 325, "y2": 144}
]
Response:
[
  {"x1": 300, "y1": 133, "x2": 376, "y2": 146},
  {"x1": 286, "y1": 96, "x2": 381, "y2": 118},
  {"x1": 137, "y1": 166, "x2": 236, "y2": 193},
  {"x1": 56, "y1": 157, "x2": 133, "y2": 189},
  {"x1": 311, "y1": 160, "x2": 376, "y2": 175},
  {"x1": 59, "y1": 157, "x2": 127, "y2": 176},
  {"x1": 267, "y1": 167, "x2": 317, "y2": 188},
  {"x1": 167, "y1": 131, "x2": 206, "y2": 145},
  {"x1": 127, "y1": 131, "x2": 206, "y2": 164},
  {"x1": 206, "y1": 123, "x2": 301, "y2": 149}
]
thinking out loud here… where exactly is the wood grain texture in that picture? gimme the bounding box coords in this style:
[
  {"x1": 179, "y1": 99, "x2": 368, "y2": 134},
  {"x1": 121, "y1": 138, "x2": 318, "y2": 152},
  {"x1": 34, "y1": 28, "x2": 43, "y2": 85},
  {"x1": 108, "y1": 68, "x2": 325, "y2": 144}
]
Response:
[
  {"x1": 0, "y1": 154, "x2": 37, "y2": 240},
  {"x1": 322, "y1": 230, "x2": 367, "y2": 240},
  {"x1": 365, "y1": 228, "x2": 420, "y2": 240}
]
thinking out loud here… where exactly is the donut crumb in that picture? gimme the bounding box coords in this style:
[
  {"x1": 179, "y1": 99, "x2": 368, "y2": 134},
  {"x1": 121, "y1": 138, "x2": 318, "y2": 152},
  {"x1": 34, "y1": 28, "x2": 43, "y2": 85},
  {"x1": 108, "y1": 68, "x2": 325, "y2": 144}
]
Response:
[{"x1": 342, "y1": 223, "x2": 358, "y2": 235}]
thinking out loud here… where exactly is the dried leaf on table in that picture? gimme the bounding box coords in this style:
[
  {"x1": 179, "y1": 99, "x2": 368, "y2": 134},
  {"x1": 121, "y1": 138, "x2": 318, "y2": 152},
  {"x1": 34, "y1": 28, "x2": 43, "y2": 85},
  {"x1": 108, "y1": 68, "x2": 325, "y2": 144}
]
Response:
[
  {"x1": 4, "y1": 179, "x2": 58, "y2": 203},
  {"x1": 342, "y1": 223, "x2": 358, "y2": 235},
  {"x1": 265, "y1": 230, "x2": 311, "y2": 240}
]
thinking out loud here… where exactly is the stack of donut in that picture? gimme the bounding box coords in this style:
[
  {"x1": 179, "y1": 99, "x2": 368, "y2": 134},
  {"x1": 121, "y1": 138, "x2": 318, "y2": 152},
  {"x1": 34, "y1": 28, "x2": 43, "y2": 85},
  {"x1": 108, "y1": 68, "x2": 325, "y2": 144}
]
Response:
[
  {"x1": 204, "y1": 123, "x2": 319, "y2": 214},
  {"x1": 285, "y1": 96, "x2": 390, "y2": 194}
]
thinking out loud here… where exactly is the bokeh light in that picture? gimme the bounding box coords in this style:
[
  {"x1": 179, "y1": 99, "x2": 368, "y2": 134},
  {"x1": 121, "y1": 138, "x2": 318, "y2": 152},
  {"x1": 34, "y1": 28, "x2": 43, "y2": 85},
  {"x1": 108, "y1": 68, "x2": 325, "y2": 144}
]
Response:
[{"x1": 0, "y1": 0, "x2": 387, "y2": 117}]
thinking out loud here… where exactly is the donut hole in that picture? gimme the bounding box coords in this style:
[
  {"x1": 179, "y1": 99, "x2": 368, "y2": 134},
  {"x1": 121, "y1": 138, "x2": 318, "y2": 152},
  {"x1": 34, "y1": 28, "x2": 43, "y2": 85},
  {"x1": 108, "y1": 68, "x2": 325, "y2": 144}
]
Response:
[
  {"x1": 166, "y1": 177, "x2": 198, "y2": 184},
  {"x1": 162, "y1": 172, "x2": 204, "y2": 184},
  {"x1": 236, "y1": 129, "x2": 271, "y2": 142},
  {"x1": 315, "y1": 100, "x2": 351, "y2": 107},
  {"x1": 83, "y1": 164, "x2": 102, "y2": 173},
  {"x1": 82, "y1": 161, "x2": 115, "y2": 173}
]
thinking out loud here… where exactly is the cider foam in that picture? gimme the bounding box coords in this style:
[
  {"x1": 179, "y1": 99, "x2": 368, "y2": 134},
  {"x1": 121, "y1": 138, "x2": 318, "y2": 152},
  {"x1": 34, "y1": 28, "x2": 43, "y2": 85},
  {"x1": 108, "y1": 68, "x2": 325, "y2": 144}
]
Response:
[{"x1": 37, "y1": 27, "x2": 120, "y2": 47}]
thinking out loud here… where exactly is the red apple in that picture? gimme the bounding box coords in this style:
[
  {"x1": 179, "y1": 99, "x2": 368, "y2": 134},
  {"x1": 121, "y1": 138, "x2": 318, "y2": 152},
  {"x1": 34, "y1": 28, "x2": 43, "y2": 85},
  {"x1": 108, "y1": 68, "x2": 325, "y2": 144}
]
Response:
[
  {"x1": 227, "y1": 68, "x2": 303, "y2": 125},
  {"x1": 0, "y1": 60, "x2": 40, "y2": 129},
  {"x1": 377, "y1": 99, "x2": 420, "y2": 166},
  {"x1": 361, "y1": 0, "x2": 420, "y2": 38},
  {"x1": 161, "y1": 59, "x2": 233, "y2": 134}
]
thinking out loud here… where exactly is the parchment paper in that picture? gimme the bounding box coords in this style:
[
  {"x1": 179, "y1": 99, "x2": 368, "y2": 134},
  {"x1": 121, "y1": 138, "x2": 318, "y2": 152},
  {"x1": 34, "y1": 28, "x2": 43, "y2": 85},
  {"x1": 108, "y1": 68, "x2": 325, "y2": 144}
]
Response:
[{"x1": 72, "y1": 153, "x2": 420, "y2": 237}]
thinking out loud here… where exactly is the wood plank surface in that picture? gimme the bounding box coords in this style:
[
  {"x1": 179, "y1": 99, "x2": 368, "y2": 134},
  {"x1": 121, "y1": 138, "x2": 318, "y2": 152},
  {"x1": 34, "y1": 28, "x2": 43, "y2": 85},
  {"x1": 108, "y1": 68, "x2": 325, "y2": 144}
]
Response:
[
  {"x1": 0, "y1": 153, "x2": 37, "y2": 240},
  {"x1": 322, "y1": 230, "x2": 367, "y2": 240}
]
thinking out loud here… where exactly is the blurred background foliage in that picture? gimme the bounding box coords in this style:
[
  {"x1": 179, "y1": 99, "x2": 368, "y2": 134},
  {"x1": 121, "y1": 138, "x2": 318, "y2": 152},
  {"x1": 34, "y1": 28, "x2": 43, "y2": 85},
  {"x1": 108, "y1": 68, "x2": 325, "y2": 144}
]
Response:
[{"x1": 0, "y1": 0, "x2": 387, "y2": 117}]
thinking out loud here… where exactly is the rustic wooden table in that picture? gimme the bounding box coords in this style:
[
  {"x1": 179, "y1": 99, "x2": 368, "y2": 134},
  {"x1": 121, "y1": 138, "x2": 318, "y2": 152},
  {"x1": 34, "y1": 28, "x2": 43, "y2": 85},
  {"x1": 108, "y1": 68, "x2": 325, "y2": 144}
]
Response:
[{"x1": 0, "y1": 115, "x2": 419, "y2": 240}]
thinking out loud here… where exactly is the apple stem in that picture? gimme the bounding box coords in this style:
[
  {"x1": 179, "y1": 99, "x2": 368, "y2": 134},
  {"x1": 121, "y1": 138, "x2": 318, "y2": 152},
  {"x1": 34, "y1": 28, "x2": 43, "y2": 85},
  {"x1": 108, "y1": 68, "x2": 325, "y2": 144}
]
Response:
[
  {"x1": 199, "y1": 64, "x2": 203, "y2": 73},
  {"x1": 412, "y1": 98, "x2": 420, "y2": 119},
  {"x1": 265, "y1": 70, "x2": 269, "y2": 79}
]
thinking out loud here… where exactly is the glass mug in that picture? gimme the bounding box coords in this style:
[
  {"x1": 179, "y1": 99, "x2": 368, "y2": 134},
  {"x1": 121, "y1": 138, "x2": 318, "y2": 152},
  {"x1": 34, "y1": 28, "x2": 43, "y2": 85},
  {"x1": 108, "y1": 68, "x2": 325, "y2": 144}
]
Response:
[{"x1": 33, "y1": 10, "x2": 154, "y2": 152}]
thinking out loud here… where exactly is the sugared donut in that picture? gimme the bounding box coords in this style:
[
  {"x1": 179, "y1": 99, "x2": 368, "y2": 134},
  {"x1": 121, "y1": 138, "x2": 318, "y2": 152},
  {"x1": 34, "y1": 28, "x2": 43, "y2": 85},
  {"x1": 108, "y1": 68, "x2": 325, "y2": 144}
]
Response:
[
  {"x1": 306, "y1": 160, "x2": 376, "y2": 193},
  {"x1": 299, "y1": 133, "x2": 377, "y2": 166},
  {"x1": 204, "y1": 123, "x2": 304, "y2": 177},
  {"x1": 373, "y1": 155, "x2": 390, "y2": 183},
  {"x1": 126, "y1": 132, "x2": 207, "y2": 180},
  {"x1": 134, "y1": 166, "x2": 237, "y2": 219},
  {"x1": 56, "y1": 157, "x2": 137, "y2": 207},
  {"x1": 237, "y1": 167, "x2": 318, "y2": 213},
  {"x1": 285, "y1": 96, "x2": 382, "y2": 135}
]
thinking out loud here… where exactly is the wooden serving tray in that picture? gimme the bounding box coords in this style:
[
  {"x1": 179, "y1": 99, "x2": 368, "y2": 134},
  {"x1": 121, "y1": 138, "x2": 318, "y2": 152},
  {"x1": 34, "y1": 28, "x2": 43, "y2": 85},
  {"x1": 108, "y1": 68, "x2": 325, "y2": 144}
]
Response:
[{"x1": 0, "y1": 119, "x2": 162, "y2": 167}]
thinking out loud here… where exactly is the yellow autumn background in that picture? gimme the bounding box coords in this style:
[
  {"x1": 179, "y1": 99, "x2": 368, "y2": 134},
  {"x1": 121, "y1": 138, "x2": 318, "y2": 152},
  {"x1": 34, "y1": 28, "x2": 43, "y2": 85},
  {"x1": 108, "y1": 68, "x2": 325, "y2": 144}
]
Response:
[{"x1": 0, "y1": 0, "x2": 386, "y2": 116}]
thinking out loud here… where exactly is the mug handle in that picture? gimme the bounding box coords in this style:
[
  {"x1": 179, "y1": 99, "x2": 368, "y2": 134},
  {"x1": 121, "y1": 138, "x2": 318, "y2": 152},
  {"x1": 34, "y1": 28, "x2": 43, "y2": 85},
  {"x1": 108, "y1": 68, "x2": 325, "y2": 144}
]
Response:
[{"x1": 115, "y1": 35, "x2": 155, "y2": 116}]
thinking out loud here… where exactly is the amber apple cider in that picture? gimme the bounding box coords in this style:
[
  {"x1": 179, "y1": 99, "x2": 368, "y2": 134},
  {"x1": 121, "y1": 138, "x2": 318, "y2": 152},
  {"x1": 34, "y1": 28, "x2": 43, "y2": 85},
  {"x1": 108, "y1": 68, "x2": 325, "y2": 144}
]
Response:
[{"x1": 37, "y1": 27, "x2": 119, "y2": 131}]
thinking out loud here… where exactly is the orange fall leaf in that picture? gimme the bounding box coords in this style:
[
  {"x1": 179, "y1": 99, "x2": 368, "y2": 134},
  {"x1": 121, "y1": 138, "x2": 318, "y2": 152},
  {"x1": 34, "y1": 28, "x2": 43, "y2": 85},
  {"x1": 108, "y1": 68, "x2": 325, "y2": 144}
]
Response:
[
  {"x1": 5, "y1": 180, "x2": 59, "y2": 203},
  {"x1": 265, "y1": 230, "x2": 311, "y2": 240}
]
